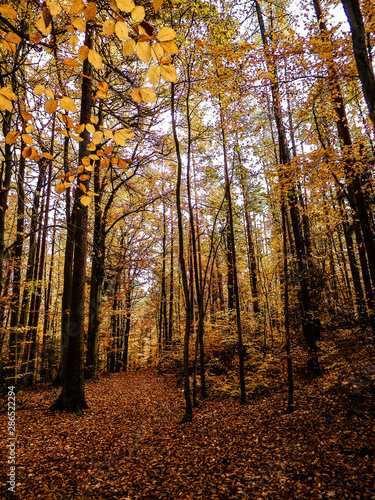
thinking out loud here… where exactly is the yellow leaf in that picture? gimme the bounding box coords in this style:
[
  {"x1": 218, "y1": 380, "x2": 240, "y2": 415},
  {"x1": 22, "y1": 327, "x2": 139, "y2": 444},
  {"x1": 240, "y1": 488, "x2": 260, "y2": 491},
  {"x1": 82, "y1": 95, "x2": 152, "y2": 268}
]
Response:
[
  {"x1": 116, "y1": 0, "x2": 135, "y2": 13},
  {"x1": 25, "y1": 124, "x2": 35, "y2": 133},
  {"x1": 56, "y1": 183, "x2": 66, "y2": 194},
  {"x1": 64, "y1": 181, "x2": 71, "y2": 188},
  {"x1": 84, "y1": 2, "x2": 97, "y2": 21},
  {"x1": 147, "y1": 65, "x2": 160, "y2": 84},
  {"x1": 70, "y1": 34, "x2": 79, "y2": 48},
  {"x1": 36, "y1": 12, "x2": 52, "y2": 36},
  {"x1": 123, "y1": 38, "x2": 136, "y2": 56},
  {"x1": 45, "y1": 87, "x2": 54, "y2": 98},
  {"x1": 131, "y1": 89, "x2": 142, "y2": 104},
  {"x1": 86, "y1": 123, "x2": 96, "y2": 133},
  {"x1": 78, "y1": 45, "x2": 89, "y2": 61},
  {"x1": 66, "y1": 25, "x2": 75, "y2": 34},
  {"x1": 75, "y1": 124, "x2": 85, "y2": 134},
  {"x1": 0, "y1": 87, "x2": 17, "y2": 101},
  {"x1": 91, "y1": 115, "x2": 99, "y2": 123},
  {"x1": 157, "y1": 27, "x2": 176, "y2": 42},
  {"x1": 87, "y1": 191, "x2": 99, "y2": 196},
  {"x1": 73, "y1": 17, "x2": 86, "y2": 32},
  {"x1": 21, "y1": 134, "x2": 33, "y2": 145},
  {"x1": 0, "y1": 5, "x2": 17, "y2": 19},
  {"x1": 136, "y1": 41, "x2": 151, "y2": 63},
  {"x1": 113, "y1": 128, "x2": 135, "y2": 145},
  {"x1": 88, "y1": 49, "x2": 102, "y2": 69},
  {"x1": 30, "y1": 148, "x2": 40, "y2": 161},
  {"x1": 160, "y1": 40, "x2": 179, "y2": 54},
  {"x1": 47, "y1": 0, "x2": 62, "y2": 16},
  {"x1": 45, "y1": 99, "x2": 58, "y2": 114},
  {"x1": 103, "y1": 19, "x2": 115, "y2": 37},
  {"x1": 82, "y1": 156, "x2": 91, "y2": 166},
  {"x1": 2, "y1": 39, "x2": 16, "y2": 53},
  {"x1": 30, "y1": 32, "x2": 42, "y2": 44},
  {"x1": 5, "y1": 131, "x2": 19, "y2": 143},
  {"x1": 63, "y1": 58, "x2": 80, "y2": 68},
  {"x1": 79, "y1": 174, "x2": 91, "y2": 181},
  {"x1": 160, "y1": 55, "x2": 172, "y2": 65},
  {"x1": 77, "y1": 165, "x2": 84, "y2": 173},
  {"x1": 4, "y1": 32, "x2": 21, "y2": 44},
  {"x1": 22, "y1": 147, "x2": 32, "y2": 158},
  {"x1": 34, "y1": 84, "x2": 45, "y2": 96},
  {"x1": 115, "y1": 20, "x2": 128, "y2": 41},
  {"x1": 60, "y1": 96, "x2": 77, "y2": 112},
  {"x1": 71, "y1": 0, "x2": 85, "y2": 15},
  {"x1": 140, "y1": 87, "x2": 157, "y2": 103},
  {"x1": 0, "y1": 95, "x2": 12, "y2": 112},
  {"x1": 160, "y1": 63, "x2": 177, "y2": 82},
  {"x1": 151, "y1": 43, "x2": 164, "y2": 60},
  {"x1": 104, "y1": 130, "x2": 113, "y2": 139},
  {"x1": 117, "y1": 158, "x2": 130, "y2": 169},
  {"x1": 42, "y1": 152, "x2": 55, "y2": 160},
  {"x1": 153, "y1": 0, "x2": 163, "y2": 12},
  {"x1": 21, "y1": 111, "x2": 33, "y2": 121},
  {"x1": 131, "y1": 5, "x2": 145, "y2": 23},
  {"x1": 93, "y1": 130, "x2": 103, "y2": 144},
  {"x1": 80, "y1": 195, "x2": 92, "y2": 206}
]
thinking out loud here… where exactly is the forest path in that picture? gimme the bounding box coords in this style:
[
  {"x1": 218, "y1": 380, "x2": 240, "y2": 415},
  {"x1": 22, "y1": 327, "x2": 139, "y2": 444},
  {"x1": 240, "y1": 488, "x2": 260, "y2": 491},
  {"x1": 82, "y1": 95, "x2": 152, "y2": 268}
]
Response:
[{"x1": 1, "y1": 367, "x2": 374, "y2": 499}]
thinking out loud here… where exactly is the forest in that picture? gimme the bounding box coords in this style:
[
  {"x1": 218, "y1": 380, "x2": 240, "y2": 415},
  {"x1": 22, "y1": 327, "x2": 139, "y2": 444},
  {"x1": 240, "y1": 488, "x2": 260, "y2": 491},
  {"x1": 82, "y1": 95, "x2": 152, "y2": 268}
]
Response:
[{"x1": 0, "y1": 0, "x2": 375, "y2": 498}]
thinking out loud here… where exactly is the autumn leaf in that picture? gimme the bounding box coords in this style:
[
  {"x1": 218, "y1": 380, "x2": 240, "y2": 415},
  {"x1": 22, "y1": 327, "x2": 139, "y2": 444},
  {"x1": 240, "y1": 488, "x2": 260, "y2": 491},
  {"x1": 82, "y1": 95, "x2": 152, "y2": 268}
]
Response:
[
  {"x1": 34, "y1": 84, "x2": 45, "y2": 95},
  {"x1": 21, "y1": 111, "x2": 33, "y2": 121},
  {"x1": 84, "y1": 2, "x2": 97, "y2": 21},
  {"x1": 151, "y1": 43, "x2": 164, "y2": 60},
  {"x1": 55, "y1": 183, "x2": 66, "y2": 194},
  {"x1": 131, "y1": 88, "x2": 142, "y2": 104},
  {"x1": 157, "y1": 27, "x2": 176, "y2": 42},
  {"x1": 0, "y1": 5, "x2": 17, "y2": 19},
  {"x1": 86, "y1": 123, "x2": 96, "y2": 134},
  {"x1": 45, "y1": 100, "x2": 58, "y2": 114},
  {"x1": 63, "y1": 58, "x2": 80, "y2": 68},
  {"x1": 93, "y1": 130, "x2": 104, "y2": 144},
  {"x1": 140, "y1": 87, "x2": 157, "y2": 103},
  {"x1": 36, "y1": 12, "x2": 52, "y2": 36},
  {"x1": 80, "y1": 195, "x2": 92, "y2": 206},
  {"x1": 72, "y1": 0, "x2": 85, "y2": 15},
  {"x1": 88, "y1": 49, "x2": 102, "y2": 69},
  {"x1": 115, "y1": 21, "x2": 128, "y2": 41},
  {"x1": 103, "y1": 19, "x2": 116, "y2": 37},
  {"x1": 78, "y1": 45, "x2": 90, "y2": 61},
  {"x1": 153, "y1": 0, "x2": 163, "y2": 12},
  {"x1": 131, "y1": 6, "x2": 145, "y2": 23},
  {"x1": 116, "y1": 0, "x2": 135, "y2": 13},
  {"x1": 59, "y1": 97, "x2": 77, "y2": 112},
  {"x1": 123, "y1": 39, "x2": 136, "y2": 56},
  {"x1": 148, "y1": 65, "x2": 161, "y2": 84},
  {"x1": 137, "y1": 41, "x2": 151, "y2": 63},
  {"x1": 5, "y1": 131, "x2": 19, "y2": 143},
  {"x1": 21, "y1": 134, "x2": 33, "y2": 145},
  {"x1": 97, "y1": 81, "x2": 109, "y2": 99},
  {"x1": 160, "y1": 64, "x2": 177, "y2": 82},
  {"x1": 160, "y1": 41, "x2": 179, "y2": 55},
  {"x1": 73, "y1": 17, "x2": 86, "y2": 31}
]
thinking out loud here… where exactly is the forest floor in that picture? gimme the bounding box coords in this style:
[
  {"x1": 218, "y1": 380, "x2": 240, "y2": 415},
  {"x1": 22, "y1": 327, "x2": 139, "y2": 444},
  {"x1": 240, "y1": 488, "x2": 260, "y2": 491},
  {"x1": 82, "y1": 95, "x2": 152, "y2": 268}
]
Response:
[{"x1": 1, "y1": 328, "x2": 375, "y2": 500}]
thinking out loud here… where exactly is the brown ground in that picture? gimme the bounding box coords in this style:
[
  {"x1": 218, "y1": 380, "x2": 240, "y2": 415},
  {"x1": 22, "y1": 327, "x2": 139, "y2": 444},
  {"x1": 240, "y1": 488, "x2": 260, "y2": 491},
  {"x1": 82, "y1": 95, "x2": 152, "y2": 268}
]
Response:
[{"x1": 1, "y1": 329, "x2": 374, "y2": 499}]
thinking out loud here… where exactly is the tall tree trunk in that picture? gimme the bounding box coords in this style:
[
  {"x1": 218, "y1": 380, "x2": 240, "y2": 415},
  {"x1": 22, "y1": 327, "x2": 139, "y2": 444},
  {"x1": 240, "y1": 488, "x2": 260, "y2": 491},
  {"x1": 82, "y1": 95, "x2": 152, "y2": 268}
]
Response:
[
  {"x1": 8, "y1": 143, "x2": 25, "y2": 385},
  {"x1": 341, "y1": 0, "x2": 375, "y2": 128},
  {"x1": 171, "y1": 81, "x2": 193, "y2": 422},
  {"x1": 218, "y1": 92, "x2": 246, "y2": 404},
  {"x1": 51, "y1": 27, "x2": 94, "y2": 412}
]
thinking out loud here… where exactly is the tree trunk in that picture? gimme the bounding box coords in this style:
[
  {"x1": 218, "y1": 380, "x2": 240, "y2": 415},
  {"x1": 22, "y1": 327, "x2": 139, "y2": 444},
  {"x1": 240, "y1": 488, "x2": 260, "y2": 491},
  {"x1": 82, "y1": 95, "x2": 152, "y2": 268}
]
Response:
[
  {"x1": 341, "y1": 0, "x2": 375, "y2": 128},
  {"x1": 51, "y1": 27, "x2": 94, "y2": 413}
]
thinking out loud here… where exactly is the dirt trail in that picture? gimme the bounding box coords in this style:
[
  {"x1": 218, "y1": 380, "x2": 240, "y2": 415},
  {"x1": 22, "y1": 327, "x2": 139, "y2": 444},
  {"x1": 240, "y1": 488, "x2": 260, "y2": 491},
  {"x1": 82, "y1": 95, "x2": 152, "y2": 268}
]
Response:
[{"x1": 1, "y1": 368, "x2": 374, "y2": 499}]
